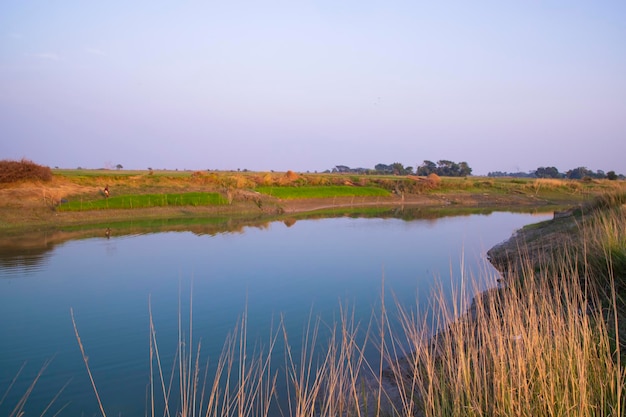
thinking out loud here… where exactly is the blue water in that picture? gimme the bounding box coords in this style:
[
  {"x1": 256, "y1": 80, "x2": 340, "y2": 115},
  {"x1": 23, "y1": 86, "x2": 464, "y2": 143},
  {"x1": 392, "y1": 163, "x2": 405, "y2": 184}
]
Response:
[{"x1": 0, "y1": 212, "x2": 550, "y2": 416}]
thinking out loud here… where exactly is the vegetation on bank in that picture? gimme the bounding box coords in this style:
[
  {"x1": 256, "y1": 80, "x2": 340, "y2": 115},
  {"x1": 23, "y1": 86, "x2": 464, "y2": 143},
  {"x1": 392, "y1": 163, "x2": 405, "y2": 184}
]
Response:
[
  {"x1": 41, "y1": 167, "x2": 626, "y2": 208},
  {"x1": 51, "y1": 166, "x2": 624, "y2": 195},
  {"x1": 489, "y1": 193, "x2": 626, "y2": 316},
  {"x1": 1, "y1": 161, "x2": 626, "y2": 235}
]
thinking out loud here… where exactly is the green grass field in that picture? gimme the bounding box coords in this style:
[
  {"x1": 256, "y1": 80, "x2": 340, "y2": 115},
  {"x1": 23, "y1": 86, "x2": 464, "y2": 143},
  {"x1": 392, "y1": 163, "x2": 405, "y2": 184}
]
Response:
[
  {"x1": 256, "y1": 185, "x2": 390, "y2": 199},
  {"x1": 57, "y1": 192, "x2": 228, "y2": 211}
]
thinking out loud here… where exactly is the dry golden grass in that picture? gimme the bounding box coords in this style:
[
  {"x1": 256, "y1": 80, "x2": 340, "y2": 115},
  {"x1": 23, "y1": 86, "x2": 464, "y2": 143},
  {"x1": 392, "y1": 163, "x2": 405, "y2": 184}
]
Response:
[{"x1": 382, "y1": 266, "x2": 624, "y2": 417}]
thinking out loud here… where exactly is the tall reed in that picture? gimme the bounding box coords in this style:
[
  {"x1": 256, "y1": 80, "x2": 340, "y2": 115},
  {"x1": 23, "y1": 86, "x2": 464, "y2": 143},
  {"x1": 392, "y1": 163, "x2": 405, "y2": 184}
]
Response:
[
  {"x1": 379, "y1": 258, "x2": 625, "y2": 417},
  {"x1": 147, "y1": 297, "x2": 278, "y2": 417}
]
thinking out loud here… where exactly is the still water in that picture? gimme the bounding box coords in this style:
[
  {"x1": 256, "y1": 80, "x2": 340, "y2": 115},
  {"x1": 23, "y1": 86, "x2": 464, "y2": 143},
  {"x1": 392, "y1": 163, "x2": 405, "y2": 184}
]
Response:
[{"x1": 0, "y1": 212, "x2": 550, "y2": 416}]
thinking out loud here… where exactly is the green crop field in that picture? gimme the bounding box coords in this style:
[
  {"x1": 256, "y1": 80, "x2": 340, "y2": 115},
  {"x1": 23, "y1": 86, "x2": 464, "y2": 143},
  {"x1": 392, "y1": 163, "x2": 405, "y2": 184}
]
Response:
[
  {"x1": 57, "y1": 192, "x2": 228, "y2": 211},
  {"x1": 256, "y1": 185, "x2": 390, "y2": 199}
]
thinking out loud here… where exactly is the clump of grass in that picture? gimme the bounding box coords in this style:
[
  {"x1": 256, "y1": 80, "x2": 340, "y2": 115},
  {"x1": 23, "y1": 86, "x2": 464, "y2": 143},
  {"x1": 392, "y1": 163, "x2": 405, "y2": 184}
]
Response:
[{"x1": 0, "y1": 159, "x2": 53, "y2": 183}]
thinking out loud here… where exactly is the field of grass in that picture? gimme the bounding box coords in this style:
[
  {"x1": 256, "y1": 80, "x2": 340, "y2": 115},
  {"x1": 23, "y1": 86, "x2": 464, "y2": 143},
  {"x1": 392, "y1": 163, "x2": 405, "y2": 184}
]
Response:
[
  {"x1": 57, "y1": 192, "x2": 227, "y2": 211},
  {"x1": 256, "y1": 185, "x2": 391, "y2": 199}
]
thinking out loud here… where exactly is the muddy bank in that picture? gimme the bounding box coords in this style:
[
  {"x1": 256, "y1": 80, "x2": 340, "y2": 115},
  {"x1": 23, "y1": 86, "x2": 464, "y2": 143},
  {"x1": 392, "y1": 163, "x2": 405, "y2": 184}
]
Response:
[{"x1": 486, "y1": 209, "x2": 581, "y2": 278}]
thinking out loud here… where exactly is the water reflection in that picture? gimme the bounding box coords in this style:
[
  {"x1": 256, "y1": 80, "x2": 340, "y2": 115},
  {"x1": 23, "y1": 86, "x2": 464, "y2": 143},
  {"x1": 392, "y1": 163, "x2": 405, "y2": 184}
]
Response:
[
  {"x1": 0, "y1": 206, "x2": 552, "y2": 278},
  {"x1": 0, "y1": 238, "x2": 54, "y2": 277}
]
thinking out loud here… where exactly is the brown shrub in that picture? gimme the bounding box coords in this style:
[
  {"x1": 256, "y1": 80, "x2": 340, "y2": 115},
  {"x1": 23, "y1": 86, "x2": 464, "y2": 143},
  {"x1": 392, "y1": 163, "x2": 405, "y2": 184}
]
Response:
[
  {"x1": 426, "y1": 173, "x2": 441, "y2": 188},
  {"x1": 0, "y1": 159, "x2": 53, "y2": 183},
  {"x1": 190, "y1": 171, "x2": 206, "y2": 183},
  {"x1": 279, "y1": 170, "x2": 300, "y2": 185},
  {"x1": 260, "y1": 173, "x2": 275, "y2": 186}
]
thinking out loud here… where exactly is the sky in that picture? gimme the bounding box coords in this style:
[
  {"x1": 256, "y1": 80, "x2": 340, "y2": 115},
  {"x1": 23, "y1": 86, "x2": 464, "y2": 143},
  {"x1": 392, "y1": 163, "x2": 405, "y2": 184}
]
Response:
[{"x1": 1, "y1": 1, "x2": 625, "y2": 175}]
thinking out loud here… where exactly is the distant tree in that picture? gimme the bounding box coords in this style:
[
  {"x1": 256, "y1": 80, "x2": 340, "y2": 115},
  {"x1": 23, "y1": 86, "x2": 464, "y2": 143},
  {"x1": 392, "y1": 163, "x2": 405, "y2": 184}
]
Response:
[
  {"x1": 566, "y1": 166, "x2": 593, "y2": 180},
  {"x1": 458, "y1": 161, "x2": 472, "y2": 176},
  {"x1": 375, "y1": 163, "x2": 393, "y2": 174},
  {"x1": 116, "y1": 164, "x2": 123, "y2": 170},
  {"x1": 535, "y1": 166, "x2": 560, "y2": 178},
  {"x1": 607, "y1": 170, "x2": 618, "y2": 180},
  {"x1": 437, "y1": 160, "x2": 462, "y2": 176},
  {"x1": 488, "y1": 171, "x2": 535, "y2": 178},
  {"x1": 333, "y1": 165, "x2": 351, "y2": 173},
  {"x1": 417, "y1": 160, "x2": 437, "y2": 176},
  {"x1": 391, "y1": 162, "x2": 406, "y2": 175}
]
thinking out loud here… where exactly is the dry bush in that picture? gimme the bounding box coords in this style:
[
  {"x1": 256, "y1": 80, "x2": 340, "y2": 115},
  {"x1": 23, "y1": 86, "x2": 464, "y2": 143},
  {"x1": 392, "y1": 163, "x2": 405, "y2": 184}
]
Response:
[
  {"x1": 0, "y1": 159, "x2": 53, "y2": 183},
  {"x1": 279, "y1": 170, "x2": 300, "y2": 186},
  {"x1": 204, "y1": 172, "x2": 222, "y2": 186},
  {"x1": 256, "y1": 173, "x2": 275, "y2": 186},
  {"x1": 190, "y1": 171, "x2": 206, "y2": 184},
  {"x1": 233, "y1": 174, "x2": 253, "y2": 189},
  {"x1": 426, "y1": 173, "x2": 441, "y2": 188}
]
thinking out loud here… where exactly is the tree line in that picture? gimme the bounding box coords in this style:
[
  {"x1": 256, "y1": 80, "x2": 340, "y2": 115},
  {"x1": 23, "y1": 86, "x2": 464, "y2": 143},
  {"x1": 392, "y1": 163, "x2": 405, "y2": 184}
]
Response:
[
  {"x1": 488, "y1": 166, "x2": 624, "y2": 180},
  {"x1": 329, "y1": 160, "x2": 473, "y2": 177}
]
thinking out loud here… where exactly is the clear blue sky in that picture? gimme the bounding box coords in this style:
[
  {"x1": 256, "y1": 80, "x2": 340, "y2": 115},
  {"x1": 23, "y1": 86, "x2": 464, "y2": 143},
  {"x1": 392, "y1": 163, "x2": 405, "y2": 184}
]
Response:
[{"x1": 1, "y1": 1, "x2": 625, "y2": 175}]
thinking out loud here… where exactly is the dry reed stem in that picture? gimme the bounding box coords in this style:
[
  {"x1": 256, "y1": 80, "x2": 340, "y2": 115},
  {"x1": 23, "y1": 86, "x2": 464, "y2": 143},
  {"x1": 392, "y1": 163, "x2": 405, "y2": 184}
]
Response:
[
  {"x1": 70, "y1": 308, "x2": 107, "y2": 417},
  {"x1": 147, "y1": 290, "x2": 277, "y2": 417},
  {"x1": 0, "y1": 362, "x2": 26, "y2": 409}
]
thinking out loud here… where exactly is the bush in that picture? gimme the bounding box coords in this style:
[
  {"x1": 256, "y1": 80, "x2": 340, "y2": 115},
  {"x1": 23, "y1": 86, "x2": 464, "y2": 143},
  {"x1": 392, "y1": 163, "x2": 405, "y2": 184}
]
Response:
[
  {"x1": 0, "y1": 159, "x2": 53, "y2": 183},
  {"x1": 426, "y1": 173, "x2": 441, "y2": 188}
]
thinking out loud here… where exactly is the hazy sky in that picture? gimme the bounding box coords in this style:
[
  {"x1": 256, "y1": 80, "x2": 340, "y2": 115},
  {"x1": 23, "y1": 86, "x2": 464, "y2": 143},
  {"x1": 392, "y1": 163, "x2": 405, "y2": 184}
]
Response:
[{"x1": 1, "y1": 1, "x2": 625, "y2": 175}]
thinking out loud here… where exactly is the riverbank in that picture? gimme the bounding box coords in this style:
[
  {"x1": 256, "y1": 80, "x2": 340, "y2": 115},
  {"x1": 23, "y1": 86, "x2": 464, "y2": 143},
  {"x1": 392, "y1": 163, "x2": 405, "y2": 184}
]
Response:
[{"x1": 3, "y1": 171, "x2": 623, "y2": 234}]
